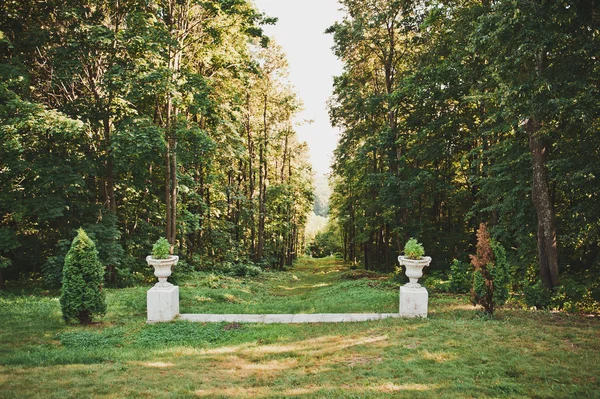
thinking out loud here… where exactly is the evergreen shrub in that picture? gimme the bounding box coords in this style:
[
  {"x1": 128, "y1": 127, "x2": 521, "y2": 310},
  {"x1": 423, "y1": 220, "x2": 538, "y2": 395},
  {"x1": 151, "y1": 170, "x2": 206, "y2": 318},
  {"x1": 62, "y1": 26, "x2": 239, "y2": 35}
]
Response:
[{"x1": 60, "y1": 229, "x2": 106, "y2": 324}]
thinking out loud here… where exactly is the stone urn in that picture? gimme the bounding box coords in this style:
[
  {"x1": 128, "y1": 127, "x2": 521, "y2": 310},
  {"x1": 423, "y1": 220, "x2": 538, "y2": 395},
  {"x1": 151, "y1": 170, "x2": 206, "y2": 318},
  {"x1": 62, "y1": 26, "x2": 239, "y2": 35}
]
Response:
[
  {"x1": 397, "y1": 256, "x2": 432, "y2": 288},
  {"x1": 146, "y1": 255, "x2": 179, "y2": 288}
]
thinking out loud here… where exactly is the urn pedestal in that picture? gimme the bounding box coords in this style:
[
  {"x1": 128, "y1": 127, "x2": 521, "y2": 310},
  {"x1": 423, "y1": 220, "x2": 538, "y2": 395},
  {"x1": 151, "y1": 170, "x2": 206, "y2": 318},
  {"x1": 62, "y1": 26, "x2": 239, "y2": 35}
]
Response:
[
  {"x1": 146, "y1": 256, "x2": 179, "y2": 322},
  {"x1": 398, "y1": 256, "x2": 431, "y2": 318},
  {"x1": 147, "y1": 285, "x2": 179, "y2": 323}
]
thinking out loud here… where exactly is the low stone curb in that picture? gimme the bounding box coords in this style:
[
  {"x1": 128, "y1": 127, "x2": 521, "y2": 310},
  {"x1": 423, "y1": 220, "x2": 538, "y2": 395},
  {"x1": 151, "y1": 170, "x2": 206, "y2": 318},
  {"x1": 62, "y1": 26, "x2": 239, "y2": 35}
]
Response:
[{"x1": 179, "y1": 313, "x2": 402, "y2": 323}]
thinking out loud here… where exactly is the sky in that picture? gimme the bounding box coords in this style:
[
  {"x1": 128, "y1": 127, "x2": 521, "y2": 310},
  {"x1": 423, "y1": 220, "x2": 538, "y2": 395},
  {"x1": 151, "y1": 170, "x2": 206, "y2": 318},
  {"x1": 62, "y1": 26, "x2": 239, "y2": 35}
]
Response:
[{"x1": 253, "y1": 0, "x2": 344, "y2": 176}]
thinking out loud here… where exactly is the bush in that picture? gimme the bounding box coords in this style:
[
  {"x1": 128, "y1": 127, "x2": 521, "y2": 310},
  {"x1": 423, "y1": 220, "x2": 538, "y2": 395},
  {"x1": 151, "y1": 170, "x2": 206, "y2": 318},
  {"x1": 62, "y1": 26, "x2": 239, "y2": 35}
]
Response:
[
  {"x1": 523, "y1": 280, "x2": 553, "y2": 309},
  {"x1": 553, "y1": 277, "x2": 591, "y2": 312},
  {"x1": 60, "y1": 229, "x2": 107, "y2": 325},
  {"x1": 448, "y1": 259, "x2": 472, "y2": 294},
  {"x1": 422, "y1": 270, "x2": 449, "y2": 292},
  {"x1": 524, "y1": 277, "x2": 599, "y2": 313},
  {"x1": 470, "y1": 223, "x2": 510, "y2": 315},
  {"x1": 213, "y1": 261, "x2": 233, "y2": 275},
  {"x1": 231, "y1": 262, "x2": 261, "y2": 278}
]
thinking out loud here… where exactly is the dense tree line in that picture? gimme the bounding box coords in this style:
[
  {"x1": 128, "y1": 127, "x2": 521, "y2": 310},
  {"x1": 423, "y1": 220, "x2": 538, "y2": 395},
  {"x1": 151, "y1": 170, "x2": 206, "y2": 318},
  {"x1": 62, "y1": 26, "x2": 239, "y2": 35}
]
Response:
[
  {"x1": 327, "y1": 0, "x2": 600, "y2": 299},
  {"x1": 0, "y1": 0, "x2": 313, "y2": 287}
]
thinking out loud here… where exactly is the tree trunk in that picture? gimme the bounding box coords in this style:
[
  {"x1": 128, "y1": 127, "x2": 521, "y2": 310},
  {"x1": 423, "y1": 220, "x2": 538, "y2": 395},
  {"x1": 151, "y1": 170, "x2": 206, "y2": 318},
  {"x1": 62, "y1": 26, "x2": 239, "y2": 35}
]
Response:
[
  {"x1": 0, "y1": 269, "x2": 5, "y2": 290},
  {"x1": 165, "y1": 1, "x2": 183, "y2": 251},
  {"x1": 245, "y1": 91, "x2": 256, "y2": 255},
  {"x1": 102, "y1": 116, "x2": 118, "y2": 284},
  {"x1": 166, "y1": 136, "x2": 178, "y2": 249},
  {"x1": 78, "y1": 310, "x2": 92, "y2": 325},
  {"x1": 256, "y1": 93, "x2": 268, "y2": 261},
  {"x1": 103, "y1": 117, "x2": 117, "y2": 213},
  {"x1": 527, "y1": 119, "x2": 559, "y2": 288}
]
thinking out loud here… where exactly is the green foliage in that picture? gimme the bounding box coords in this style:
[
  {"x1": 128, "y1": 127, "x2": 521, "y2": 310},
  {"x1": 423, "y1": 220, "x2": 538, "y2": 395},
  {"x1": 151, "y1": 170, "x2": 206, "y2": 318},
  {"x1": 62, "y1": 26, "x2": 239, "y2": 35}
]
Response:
[
  {"x1": 448, "y1": 259, "x2": 473, "y2": 294},
  {"x1": 308, "y1": 231, "x2": 340, "y2": 258},
  {"x1": 0, "y1": 89, "x2": 97, "y2": 283},
  {"x1": 151, "y1": 237, "x2": 171, "y2": 260},
  {"x1": 524, "y1": 276, "x2": 600, "y2": 313},
  {"x1": 84, "y1": 211, "x2": 125, "y2": 285},
  {"x1": 0, "y1": 256, "x2": 11, "y2": 269},
  {"x1": 308, "y1": 220, "x2": 342, "y2": 259},
  {"x1": 230, "y1": 262, "x2": 262, "y2": 278},
  {"x1": 0, "y1": 0, "x2": 313, "y2": 286},
  {"x1": 403, "y1": 238, "x2": 425, "y2": 260},
  {"x1": 327, "y1": 0, "x2": 600, "y2": 308},
  {"x1": 421, "y1": 270, "x2": 450, "y2": 293},
  {"x1": 42, "y1": 239, "x2": 72, "y2": 287},
  {"x1": 60, "y1": 229, "x2": 107, "y2": 325},
  {"x1": 490, "y1": 240, "x2": 510, "y2": 306},
  {"x1": 523, "y1": 280, "x2": 553, "y2": 309}
]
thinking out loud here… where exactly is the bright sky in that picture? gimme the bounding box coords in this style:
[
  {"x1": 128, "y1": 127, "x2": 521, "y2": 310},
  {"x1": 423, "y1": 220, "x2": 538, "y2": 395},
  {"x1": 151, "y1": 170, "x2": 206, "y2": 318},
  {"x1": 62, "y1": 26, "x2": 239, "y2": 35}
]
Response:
[{"x1": 253, "y1": 0, "x2": 344, "y2": 176}]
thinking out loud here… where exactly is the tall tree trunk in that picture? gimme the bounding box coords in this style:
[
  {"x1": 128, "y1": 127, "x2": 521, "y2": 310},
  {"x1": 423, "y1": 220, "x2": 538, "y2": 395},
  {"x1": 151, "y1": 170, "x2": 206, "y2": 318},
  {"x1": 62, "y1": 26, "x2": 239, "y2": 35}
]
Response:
[
  {"x1": 103, "y1": 117, "x2": 117, "y2": 214},
  {"x1": 165, "y1": 0, "x2": 184, "y2": 251},
  {"x1": 281, "y1": 129, "x2": 289, "y2": 182},
  {"x1": 245, "y1": 91, "x2": 256, "y2": 255},
  {"x1": 526, "y1": 119, "x2": 559, "y2": 288},
  {"x1": 166, "y1": 135, "x2": 178, "y2": 249},
  {"x1": 0, "y1": 269, "x2": 5, "y2": 290},
  {"x1": 256, "y1": 93, "x2": 268, "y2": 261},
  {"x1": 103, "y1": 116, "x2": 118, "y2": 285}
]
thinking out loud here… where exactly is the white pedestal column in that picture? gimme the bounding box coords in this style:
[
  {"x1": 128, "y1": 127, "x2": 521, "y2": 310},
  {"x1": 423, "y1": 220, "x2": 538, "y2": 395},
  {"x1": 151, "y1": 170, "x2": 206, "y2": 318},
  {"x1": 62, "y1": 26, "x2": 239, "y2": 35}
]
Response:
[
  {"x1": 399, "y1": 285, "x2": 428, "y2": 318},
  {"x1": 147, "y1": 285, "x2": 179, "y2": 323}
]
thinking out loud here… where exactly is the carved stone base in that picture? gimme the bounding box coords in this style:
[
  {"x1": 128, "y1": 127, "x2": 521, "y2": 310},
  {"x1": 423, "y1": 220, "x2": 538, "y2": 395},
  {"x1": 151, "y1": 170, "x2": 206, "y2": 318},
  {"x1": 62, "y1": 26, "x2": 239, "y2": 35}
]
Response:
[
  {"x1": 399, "y1": 285, "x2": 428, "y2": 318},
  {"x1": 147, "y1": 285, "x2": 179, "y2": 323}
]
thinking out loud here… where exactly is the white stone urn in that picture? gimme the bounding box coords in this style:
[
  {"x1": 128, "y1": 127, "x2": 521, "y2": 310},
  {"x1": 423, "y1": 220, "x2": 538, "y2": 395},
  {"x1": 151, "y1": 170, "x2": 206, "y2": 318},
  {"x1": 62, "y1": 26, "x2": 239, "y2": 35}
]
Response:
[
  {"x1": 397, "y1": 256, "x2": 432, "y2": 288},
  {"x1": 146, "y1": 255, "x2": 179, "y2": 288}
]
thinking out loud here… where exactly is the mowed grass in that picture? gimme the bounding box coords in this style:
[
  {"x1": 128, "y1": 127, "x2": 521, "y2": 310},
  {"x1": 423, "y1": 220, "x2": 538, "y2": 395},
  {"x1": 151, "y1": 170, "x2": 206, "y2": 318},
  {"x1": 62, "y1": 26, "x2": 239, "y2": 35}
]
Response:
[{"x1": 0, "y1": 257, "x2": 598, "y2": 399}]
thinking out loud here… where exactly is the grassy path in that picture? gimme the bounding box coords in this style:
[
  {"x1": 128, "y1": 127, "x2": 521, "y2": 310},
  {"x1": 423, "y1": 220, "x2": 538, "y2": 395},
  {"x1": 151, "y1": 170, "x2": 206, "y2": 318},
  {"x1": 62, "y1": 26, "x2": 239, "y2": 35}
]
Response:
[
  {"x1": 1, "y1": 257, "x2": 599, "y2": 398},
  {"x1": 179, "y1": 257, "x2": 398, "y2": 315}
]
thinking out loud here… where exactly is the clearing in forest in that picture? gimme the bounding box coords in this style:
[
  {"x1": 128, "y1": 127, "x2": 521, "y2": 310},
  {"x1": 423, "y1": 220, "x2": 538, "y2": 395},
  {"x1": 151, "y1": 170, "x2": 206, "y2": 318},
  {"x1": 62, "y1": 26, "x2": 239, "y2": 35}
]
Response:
[{"x1": 1, "y1": 257, "x2": 599, "y2": 398}]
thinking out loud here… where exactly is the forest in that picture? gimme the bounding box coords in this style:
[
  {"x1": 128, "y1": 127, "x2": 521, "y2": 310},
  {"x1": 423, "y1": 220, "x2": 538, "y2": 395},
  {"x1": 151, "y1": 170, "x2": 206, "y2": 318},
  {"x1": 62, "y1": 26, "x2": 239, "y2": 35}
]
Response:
[
  {"x1": 323, "y1": 0, "x2": 600, "y2": 311},
  {"x1": 1, "y1": 2, "x2": 600, "y2": 397},
  {"x1": 1, "y1": 0, "x2": 599, "y2": 313},
  {"x1": 0, "y1": 0, "x2": 313, "y2": 288}
]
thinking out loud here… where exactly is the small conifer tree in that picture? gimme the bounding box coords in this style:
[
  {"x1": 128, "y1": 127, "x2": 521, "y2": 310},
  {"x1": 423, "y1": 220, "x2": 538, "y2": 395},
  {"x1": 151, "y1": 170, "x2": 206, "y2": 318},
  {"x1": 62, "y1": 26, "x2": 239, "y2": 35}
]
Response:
[
  {"x1": 470, "y1": 223, "x2": 509, "y2": 315},
  {"x1": 60, "y1": 229, "x2": 106, "y2": 324}
]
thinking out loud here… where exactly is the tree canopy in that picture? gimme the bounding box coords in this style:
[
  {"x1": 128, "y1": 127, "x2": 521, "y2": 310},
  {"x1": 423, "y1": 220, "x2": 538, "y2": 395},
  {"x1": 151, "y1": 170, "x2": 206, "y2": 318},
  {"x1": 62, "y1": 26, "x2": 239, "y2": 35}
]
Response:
[
  {"x1": 0, "y1": 0, "x2": 313, "y2": 286},
  {"x1": 327, "y1": 0, "x2": 600, "y2": 304}
]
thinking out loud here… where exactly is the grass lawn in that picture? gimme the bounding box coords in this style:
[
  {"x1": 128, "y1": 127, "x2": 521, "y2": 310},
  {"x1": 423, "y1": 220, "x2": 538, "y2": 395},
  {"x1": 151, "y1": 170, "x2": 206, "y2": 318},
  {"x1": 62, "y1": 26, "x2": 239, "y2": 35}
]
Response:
[{"x1": 1, "y1": 257, "x2": 599, "y2": 398}]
